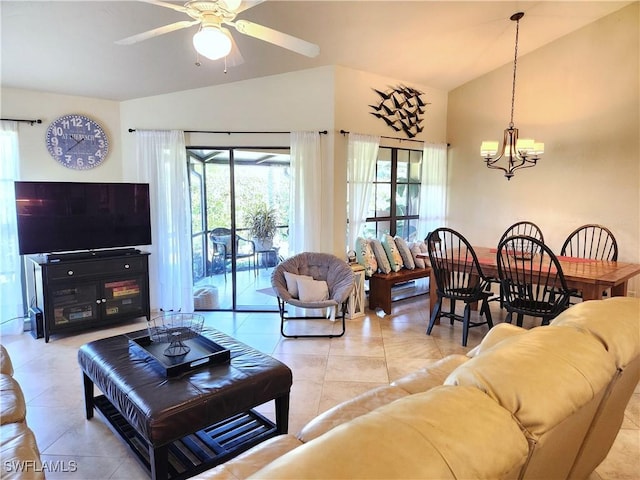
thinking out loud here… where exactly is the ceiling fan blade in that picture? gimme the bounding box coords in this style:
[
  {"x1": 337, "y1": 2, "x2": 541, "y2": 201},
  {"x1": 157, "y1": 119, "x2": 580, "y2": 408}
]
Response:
[
  {"x1": 233, "y1": 19, "x2": 320, "y2": 57},
  {"x1": 235, "y1": 0, "x2": 265, "y2": 14},
  {"x1": 115, "y1": 20, "x2": 199, "y2": 45},
  {"x1": 137, "y1": 0, "x2": 190, "y2": 14}
]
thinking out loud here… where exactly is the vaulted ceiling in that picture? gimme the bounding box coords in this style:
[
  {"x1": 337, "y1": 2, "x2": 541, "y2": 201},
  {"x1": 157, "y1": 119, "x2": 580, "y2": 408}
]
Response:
[{"x1": 1, "y1": 1, "x2": 632, "y2": 101}]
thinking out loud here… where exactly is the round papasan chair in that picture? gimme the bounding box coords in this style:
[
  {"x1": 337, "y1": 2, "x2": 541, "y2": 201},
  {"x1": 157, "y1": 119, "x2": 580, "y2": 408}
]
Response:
[{"x1": 271, "y1": 252, "x2": 355, "y2": 338}]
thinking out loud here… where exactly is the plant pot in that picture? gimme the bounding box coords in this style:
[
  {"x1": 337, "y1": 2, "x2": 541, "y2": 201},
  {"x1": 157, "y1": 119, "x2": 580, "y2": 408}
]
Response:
[{"x1": 253, "y1": 237, "x2": 273, "y2": 251}]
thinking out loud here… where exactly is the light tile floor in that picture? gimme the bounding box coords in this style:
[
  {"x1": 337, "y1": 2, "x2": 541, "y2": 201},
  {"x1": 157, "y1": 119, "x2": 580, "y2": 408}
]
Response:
[{"x1": 1, "y1": 297, "x2": 638, "y2": 479}]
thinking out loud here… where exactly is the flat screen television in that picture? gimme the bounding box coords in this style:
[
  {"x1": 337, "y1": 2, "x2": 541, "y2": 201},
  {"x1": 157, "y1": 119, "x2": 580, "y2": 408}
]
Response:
[{"x1": 14, "y1": 181, "x2": 152, "y2": 255}]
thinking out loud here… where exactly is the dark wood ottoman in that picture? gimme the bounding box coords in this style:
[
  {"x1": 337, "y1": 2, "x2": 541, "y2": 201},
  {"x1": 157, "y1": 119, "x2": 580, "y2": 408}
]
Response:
[{"x1": 78, "y1": 328, "x2": 292, "y2": 480}]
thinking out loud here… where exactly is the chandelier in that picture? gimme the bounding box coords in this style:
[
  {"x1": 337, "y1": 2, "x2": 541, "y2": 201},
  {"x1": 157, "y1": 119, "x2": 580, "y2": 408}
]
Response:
[{"x1": 481, "y1": 12, "x2": 544, "y2": 180}]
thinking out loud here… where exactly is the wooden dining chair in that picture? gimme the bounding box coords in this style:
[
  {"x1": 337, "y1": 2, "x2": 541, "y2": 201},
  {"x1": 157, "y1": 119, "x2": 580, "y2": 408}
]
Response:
[
  {"x1": 497, "y1": 235, "x2": 571, "y2": 327},
  {"x1": 488, "y1": 221, "x2": 545, "y2": 308},
  {"x1": 426, "y1": 228, "x2": 494, "y2": 347},
  {"x1": 561, "y1": 224, "x2": 618, "y2": 261},
  {"x1": 561, "y1": 224, "x2": 618, "y2": 302}
]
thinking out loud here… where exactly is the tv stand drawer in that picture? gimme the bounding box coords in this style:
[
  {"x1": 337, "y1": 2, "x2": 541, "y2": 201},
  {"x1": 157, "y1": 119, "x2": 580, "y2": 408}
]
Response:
[{"x1": 45, "y1": 256, "x2": 148, "y2": 280}]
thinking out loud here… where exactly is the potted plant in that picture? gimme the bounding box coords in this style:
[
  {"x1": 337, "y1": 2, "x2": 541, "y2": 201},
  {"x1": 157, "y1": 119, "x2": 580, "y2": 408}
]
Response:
[{"x1": 245, "y1": 203, "x2": 278, "y2": 251}]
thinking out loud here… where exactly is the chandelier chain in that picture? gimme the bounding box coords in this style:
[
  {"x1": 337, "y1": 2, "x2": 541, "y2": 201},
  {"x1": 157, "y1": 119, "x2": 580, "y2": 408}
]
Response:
[{"x1": 509, "y1": 17, "x2": 520, "y2": 128}]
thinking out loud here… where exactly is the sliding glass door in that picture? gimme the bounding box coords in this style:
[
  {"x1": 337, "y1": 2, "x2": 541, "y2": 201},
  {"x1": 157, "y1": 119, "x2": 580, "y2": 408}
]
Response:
[{"x1": 189, "y1": 147, "x2": 290, "y2": 311}]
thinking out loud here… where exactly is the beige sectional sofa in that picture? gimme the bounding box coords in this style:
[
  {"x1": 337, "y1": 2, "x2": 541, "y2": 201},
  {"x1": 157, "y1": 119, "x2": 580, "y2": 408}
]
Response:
[
  {"x1": 198, "y1": 297, "x2": 639, "y2": 479},
  {"x1": 0, "y1": 344, "x2": 44, "y2": 480}
]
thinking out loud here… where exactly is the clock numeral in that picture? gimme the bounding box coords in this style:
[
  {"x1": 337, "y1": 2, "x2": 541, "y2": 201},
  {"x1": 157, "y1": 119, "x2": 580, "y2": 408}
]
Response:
[
  {"x1": 54, "y1": 146, "x2": 63, "y2": 156},
  {"x1": 50, "y1": 137, "x2": 59, "y2": 146},
  {"x1": 52, "y1": 126, "x2": 64, "y2": 136},
  {"x1": 65, "y1": 155, "x2": 72, "y2": 163},
  {"x1": 76, "y1": 158, "x2": 84, "y2": 167},
  {"x1": 88, "y1": 156, "x2": 96, "y2": 165},
  {"x1": 71, "y1": 117, "x2": 84, "y2": 128}
]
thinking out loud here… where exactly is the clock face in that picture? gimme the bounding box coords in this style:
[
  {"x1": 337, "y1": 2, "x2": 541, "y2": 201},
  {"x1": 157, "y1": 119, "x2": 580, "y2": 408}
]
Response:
[{"x1": 45, "y1": 114, "x2": 109, "y2": 170}]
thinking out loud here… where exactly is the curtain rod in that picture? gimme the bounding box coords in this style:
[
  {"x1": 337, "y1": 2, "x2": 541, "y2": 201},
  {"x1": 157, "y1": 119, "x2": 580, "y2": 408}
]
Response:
[
  {"x1": 339, "y1": 129, "x2": 449, "y2": 147},
  {"x1": 1, "y1": 118, "x2": 42, "y2": 125},
  {"x1": 128, "y1": 128, "x2": 328, "y2": 134}
]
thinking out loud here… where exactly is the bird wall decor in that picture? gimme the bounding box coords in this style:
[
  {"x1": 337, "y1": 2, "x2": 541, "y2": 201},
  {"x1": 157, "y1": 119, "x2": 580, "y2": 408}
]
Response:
[{"x1": 370, "y1": 85, "x2": 428, "y2": 138}]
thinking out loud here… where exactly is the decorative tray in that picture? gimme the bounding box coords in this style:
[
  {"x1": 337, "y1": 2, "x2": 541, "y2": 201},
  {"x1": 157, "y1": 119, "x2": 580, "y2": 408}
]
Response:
[{"x1": 128, "y1": 332, "x2": 230, "y2": 377}]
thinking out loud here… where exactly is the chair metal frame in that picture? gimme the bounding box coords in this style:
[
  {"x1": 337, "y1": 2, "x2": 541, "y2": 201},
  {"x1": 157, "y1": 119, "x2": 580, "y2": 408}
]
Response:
[
  {"x1": 426, "y1": 228, "x2": 494, "y2": 347},
  {"x1": 271, "y1": 253, "x2": 354, "y2": 339},
  {"x1": 497, "y1": 235, "x2": 571, "y2": 327},
  {"x1": 210, "y1": 227, "x2": 256, "y2": 280}
]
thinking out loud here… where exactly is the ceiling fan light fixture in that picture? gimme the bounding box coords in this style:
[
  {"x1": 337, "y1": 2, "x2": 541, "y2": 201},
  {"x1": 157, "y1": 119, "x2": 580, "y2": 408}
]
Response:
[
  {"x1": 193, "y1": 25, "x2": 232, "y2": 60},
  {"x1": 219, "y1": 0, "x2": 242, "y2": 11}
]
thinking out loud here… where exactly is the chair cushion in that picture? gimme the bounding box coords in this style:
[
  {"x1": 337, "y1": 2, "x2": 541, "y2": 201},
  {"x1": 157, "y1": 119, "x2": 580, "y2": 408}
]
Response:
[
  {"x1": 297, "y1": 278, "x2": 329, "y2": 302},
  {"x1": 370, "y1": 239, "x2": 391, "y2": 274},
  {"x1": 394, "y1": 236, "x2": 415, "y2": 270},
  {"x1": 283, "y1": 272, "x2": 312, "y2": 299},
  {"x1": 355, "y1": 237, "x2": 377, "y2": 277},
  {"x1": 382, "y1": 234, "x2": 403, "y2": 272}
]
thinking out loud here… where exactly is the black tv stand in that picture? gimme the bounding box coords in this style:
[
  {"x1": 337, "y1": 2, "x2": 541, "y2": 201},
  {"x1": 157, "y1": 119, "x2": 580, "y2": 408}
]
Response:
[
  {"x1": 28, "y1": 252, "x2": 150, "y2": 342},
  {"x1": 45, "y1": 248, "x2": 141, "y2": 263}
]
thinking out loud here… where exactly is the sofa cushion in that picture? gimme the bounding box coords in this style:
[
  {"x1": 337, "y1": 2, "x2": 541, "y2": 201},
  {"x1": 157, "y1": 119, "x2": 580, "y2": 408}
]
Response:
[
  {"x1": 445, "y1": 325, "x2": 616, "y2": 437},
  {"x1": 551, "y1": 297, "x2": 640, "y2": 368},
  {"x1": 193, "y1": 434, "x2": 303, "y2": 480},
  {"x1": 0, "y1": 374, "x2": 26, "y2": 425},
  {"x1": 250, "y1": 386, "x2": 529, "y2": 480},
  {"x1": 0, "y1": 345, "x2": 14, "y2": 376},
  {"x1": 0, "y1": 422, "x2": 44, "y2": 480},
  {"x1": 466, "y1": 323, "x2": 529, "y2": 357},
  {"x1": 297, "y1": 385, "x2": 410, "y2": 442},
  {"x1": 391, "y1": 354, "x2": 469, "y2": 394}
]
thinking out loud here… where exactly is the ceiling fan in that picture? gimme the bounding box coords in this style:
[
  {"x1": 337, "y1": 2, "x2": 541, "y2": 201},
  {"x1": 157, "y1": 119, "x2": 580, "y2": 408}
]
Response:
[{"x1": 116, "y1": 0, "x2": 320, "y2": 62}]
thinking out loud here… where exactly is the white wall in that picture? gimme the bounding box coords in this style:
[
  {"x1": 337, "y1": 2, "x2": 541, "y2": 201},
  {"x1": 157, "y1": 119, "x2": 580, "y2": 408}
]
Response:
[
  {"x1": 332, "y1": 66, "x2": 449, "y2": 252},
  {"x1": 1, "y1": 88, "x2": 123, "y2": 181},
  {"x1": 447, "y1": 3, "x2": 639, "y2": 296}
]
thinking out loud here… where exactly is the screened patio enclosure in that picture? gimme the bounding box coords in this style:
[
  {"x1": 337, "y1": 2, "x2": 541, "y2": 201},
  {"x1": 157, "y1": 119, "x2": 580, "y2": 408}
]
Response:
[{"x1": 189, "y1": 147, "x2": 290, "y2": 311}]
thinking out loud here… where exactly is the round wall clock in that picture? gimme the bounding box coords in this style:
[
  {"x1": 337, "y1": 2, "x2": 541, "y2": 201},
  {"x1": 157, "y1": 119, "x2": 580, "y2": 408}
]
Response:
[{"x1": 45, "y1": 114, "x2": 109, "y2": 170}]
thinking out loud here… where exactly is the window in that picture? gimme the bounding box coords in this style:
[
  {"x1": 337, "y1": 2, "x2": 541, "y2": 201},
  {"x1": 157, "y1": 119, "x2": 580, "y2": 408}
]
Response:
[{"x1": 364, "y1": 146, "x2": 422, "y2": 241}]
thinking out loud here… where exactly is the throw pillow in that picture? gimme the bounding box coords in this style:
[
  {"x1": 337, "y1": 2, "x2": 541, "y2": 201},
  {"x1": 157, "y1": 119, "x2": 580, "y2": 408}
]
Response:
[
  {"x1": 297, "y1": 278, "x2": 330, "y2": 303},
  {"x1": 370, "y1": 238, "x2": 391, "y2": 274},
  {"x1": 410, "y1": 242, "x2": 426, "y2": 269},
  {"x1": 382, "y1": 234, "x2": 403, "y2": 272},
  {"x1": 283, "y1": 271, "x2": 313, "y2": 298},
  {"x1": 355, "y1": 237, "x2": 377, "y2": 277},
  {"x1": 394, "y1": 236, "x2": 415, "y2": 270}
]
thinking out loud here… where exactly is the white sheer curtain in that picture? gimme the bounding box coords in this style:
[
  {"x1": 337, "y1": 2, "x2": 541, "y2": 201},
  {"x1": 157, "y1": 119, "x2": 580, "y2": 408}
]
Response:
[
  {"x1": 419, "y1": 143, "x2": 448, "y2": 238},
  {"x1": 0, "y1": 121, "x2": 24, "y2": 334},
  {"x1": 135, "y1": 130, "x2": 193, "y2": 313},
  {"x1": 347, "y1": 133, "x2": 379, "y2": 249},
  {"x1": 289, "y1": 131, "x2": 322, "y2": 253}
]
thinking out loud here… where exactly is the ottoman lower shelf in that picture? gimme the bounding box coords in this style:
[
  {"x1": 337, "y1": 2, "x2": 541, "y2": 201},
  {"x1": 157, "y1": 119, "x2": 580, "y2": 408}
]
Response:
[{"x1": 94, "y1": 395, "x2": 278, "y2": 480}]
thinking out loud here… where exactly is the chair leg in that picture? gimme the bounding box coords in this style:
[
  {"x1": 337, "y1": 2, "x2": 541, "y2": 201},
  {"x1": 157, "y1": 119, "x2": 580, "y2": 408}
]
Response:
[
  {"x1": 481, "y1": 299, "x2": 493, "y2": 329},
  {"x1": 427, "y1": 297, "x2": 442, "y2": 336},
  {"x1": 462, "y1": 304, "x2": 471, "y2": 347},
  {"x1": 505, "y1": 312, "x2": 513, "y2": 324},
  {"x1": 516, "y1": 313, "x2": 524, "y2": 328},
  {"x1": 449, "y1": 299, "x2": 456, "y2": 325}
]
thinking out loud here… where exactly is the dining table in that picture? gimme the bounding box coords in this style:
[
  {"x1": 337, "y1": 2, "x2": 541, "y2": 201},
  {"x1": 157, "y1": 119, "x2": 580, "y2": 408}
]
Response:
[{"x1": 423, "y1": 247, "x2": 640, "y2": 317}]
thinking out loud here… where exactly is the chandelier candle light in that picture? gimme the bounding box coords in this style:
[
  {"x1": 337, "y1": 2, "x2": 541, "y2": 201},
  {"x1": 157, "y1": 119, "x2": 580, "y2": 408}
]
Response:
[{"x1": 481, "y1": 12, "x2": 544, "y2": 180}]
